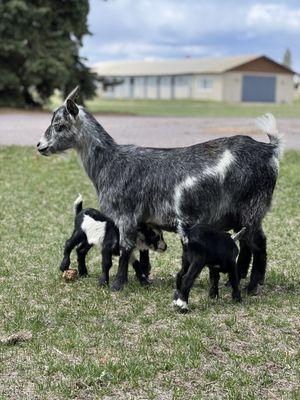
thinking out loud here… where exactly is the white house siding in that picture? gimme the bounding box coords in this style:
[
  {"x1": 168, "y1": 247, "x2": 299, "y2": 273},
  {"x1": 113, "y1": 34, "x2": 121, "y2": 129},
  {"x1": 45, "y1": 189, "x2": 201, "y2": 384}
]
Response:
[
  {"x1": 222, "y1": 72, "x2": 242, "y2": 102},
  {"x1": 145, "y1": 77, "x2": 158, "y2": 99},
  {"x1": 174, "y1": 76, "x2": 191, "y2": 98},
  {"x1": 159, "y1": 76, "x2": 172, "y2": 99},
  {"x1": 191, "y1": 74, "x2": 223, "y2": 100},
  {"x1": 276, "y1": 74, "x2": 294, "y2": 103},
  {"x1": 113, "y1": 77, "x2": 130, "y2": 98},
  {"x1": 133, "y1": 77, "x2": 145, "y2": 98}
]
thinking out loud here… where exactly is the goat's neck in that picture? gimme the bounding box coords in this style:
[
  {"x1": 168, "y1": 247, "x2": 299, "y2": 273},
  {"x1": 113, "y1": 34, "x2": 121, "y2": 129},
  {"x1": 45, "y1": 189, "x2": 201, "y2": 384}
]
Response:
[{"x1": 77, "y1": 127, "x2": 116, "y2": 191}]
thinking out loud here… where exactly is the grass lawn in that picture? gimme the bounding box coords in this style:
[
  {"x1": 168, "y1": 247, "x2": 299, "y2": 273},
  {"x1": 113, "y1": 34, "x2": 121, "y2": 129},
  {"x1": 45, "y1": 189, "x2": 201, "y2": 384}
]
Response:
[
  {"x1": 47, "y1": 95, "x2": 300, "y2": 118},
  {"x1": 0, "y1": 147, "x2": 299, "y2": 399}
]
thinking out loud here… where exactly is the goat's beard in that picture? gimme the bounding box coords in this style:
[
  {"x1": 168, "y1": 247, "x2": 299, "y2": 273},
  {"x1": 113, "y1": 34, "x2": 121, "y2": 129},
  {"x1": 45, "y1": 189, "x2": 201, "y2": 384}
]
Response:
[{"x1": 58, "y1": 148, "x2": 73, "y2": 162}]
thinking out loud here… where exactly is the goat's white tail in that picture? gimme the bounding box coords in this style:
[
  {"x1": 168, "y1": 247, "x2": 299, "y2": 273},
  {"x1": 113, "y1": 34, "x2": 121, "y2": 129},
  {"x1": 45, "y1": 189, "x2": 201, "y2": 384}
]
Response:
[
  {"x1": 255, "y1": 113, "x2": 284, "y2": 159},
  {"x1": 231, "y1": 227, "x2": 246, "y2": 242},
  {"x1": 73, "y1": 194, "x2": 83, "y2": 215}
]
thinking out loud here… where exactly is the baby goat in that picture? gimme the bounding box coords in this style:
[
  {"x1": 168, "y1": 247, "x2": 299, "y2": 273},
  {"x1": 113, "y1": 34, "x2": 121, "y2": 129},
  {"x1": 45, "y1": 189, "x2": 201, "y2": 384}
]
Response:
[
  {"x1": 174, "y1": 225, "x2": 246, "y2": 311},
  {"x1": 60, "y1": 195, "x2": 167, "y2": 286}
]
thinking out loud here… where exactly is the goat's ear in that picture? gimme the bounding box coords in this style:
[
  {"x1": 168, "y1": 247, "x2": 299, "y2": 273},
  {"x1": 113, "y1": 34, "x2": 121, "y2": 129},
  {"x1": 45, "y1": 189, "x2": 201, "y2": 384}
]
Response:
[
  {"x1": 66, "y1": 85, "x2": 80, "y2": 102},
  {"x1": 66, "y1": 99, "x2": 79, "y2": 118}
]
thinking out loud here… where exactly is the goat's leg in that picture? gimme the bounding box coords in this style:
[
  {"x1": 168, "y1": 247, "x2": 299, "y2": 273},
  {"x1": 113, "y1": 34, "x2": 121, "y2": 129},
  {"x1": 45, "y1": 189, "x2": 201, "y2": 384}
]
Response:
[
  {"x1": 247, "y1": 227, "x2": 267, "y2": 294},
  {"x1": 130, "y1": 252, "x2": 150, "y2": 285},
  {"x1": 209, "y1": 268, "x2": 220, "y2": 299},
  {"x1": 227, "y1": 261, "x2": 242, "y2": 302},
  {"x1": 139, "y1": 250, "x2": 151, "y2": 277},
  {"x1": 99, "y1": 247, "x2": 113, "y2": 286},
  {"x1": 60, "y1": 230, "x2": 83, "y2": 272},
  {"x1": 174, "y1": 260, "x2": 205, "y2": 312},
  {"x1": 174, "y1": 245, "x2": 190, "y2": 302},
  {"x1": 237, "y1": 240, "x2": 252, "y2": 281},
  {"x1": 111, "y1": 224, "x2": 137, "y2": 291},
  {"x1": 111, "y1": 248, "x2": 132, "y2": 291},
  {"x1": 76, "y1": 241, "x2": 92, "y2": 276}
]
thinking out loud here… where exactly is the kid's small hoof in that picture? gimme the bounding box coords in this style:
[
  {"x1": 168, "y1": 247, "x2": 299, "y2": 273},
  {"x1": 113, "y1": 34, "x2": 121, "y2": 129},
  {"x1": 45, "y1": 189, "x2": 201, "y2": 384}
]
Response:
[
  {"x1": 233, "y1": 295, "x2": 242, "y2": 303},
  {"x1": 173, "y1": 298, "x2": 189, "y2": 313},
  {"x1": 209, "y1": 290, "x2": 219, "y2": 299}
]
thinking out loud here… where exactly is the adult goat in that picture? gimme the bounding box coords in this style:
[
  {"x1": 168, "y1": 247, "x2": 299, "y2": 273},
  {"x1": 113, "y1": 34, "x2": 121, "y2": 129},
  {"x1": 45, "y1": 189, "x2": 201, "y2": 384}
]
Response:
[{"x1": 37, "y1": 87, "x2": 283, "y2": 292}]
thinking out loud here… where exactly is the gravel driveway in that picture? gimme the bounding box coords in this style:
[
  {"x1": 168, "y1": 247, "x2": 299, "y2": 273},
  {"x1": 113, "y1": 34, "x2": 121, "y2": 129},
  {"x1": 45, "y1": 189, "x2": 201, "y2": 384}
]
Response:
[{"x1": 0, "y1": 110, "x2": 299, "y2": 149}]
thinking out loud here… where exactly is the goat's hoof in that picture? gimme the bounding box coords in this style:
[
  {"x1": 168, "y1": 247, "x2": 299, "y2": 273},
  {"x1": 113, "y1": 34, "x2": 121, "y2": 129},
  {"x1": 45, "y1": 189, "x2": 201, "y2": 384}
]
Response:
[
  {"x1": 246, "y1": 285, "x2": 259, "y2": 296},
  {"x1": 139, "y1": 274, "x2": 151, "y2": 286},
  {"x1": 111, "y1": 281, "x2": 125, "y2": 292},
  {"x1": 59, "y1": 264, "x2": 69, "y2": 272},
  {"x1": 173, "y1": 298, "x2": 189, "y2": 313},
  {"x1": 233, "y1": 294, "x2": 242, "y2": 303},
  {"x1": 99, "y1": 277, "x2": 109, "y2": 287}
]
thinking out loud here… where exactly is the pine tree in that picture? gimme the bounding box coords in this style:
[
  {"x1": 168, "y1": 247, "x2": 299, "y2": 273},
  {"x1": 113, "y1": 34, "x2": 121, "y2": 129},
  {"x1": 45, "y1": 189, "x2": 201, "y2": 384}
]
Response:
[
  {"x1": 0, "y1": 0, "x2": 97, "y2": 106},
  {"x1": 283, "y1": 48, "x2": 292, "y2": 68}
]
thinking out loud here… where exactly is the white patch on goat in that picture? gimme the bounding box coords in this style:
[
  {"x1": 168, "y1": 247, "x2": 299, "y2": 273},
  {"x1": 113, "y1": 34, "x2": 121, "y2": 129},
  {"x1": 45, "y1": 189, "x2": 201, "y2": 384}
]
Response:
[
  {"x1": 174, "y1": 176, "x2": 197, "y2": 216},
  {"x1": 129, "y1": 250, "x2": 138, "y2": 264},
  {"x1": 271, "y1": 155, "x2": 279, "y2": 172},
  {"x1": 203, "y1": 149, "x2": 235, "y2": 181},
  {"x1": 81, "y1": 215, "x2": 106, "y2": 246},
  {"x1": 174, "y1": 298, "x2": 188, "y2": 310},
  {"x1": 73, "y1": 194, "x2": 83, "y2": 213}
]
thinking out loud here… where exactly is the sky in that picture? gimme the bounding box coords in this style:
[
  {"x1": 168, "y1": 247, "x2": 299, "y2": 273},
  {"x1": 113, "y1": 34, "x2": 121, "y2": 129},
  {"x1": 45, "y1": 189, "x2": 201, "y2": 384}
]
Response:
[{"x1": 81, "y1": 0, "x2": 300, "y2": 71}]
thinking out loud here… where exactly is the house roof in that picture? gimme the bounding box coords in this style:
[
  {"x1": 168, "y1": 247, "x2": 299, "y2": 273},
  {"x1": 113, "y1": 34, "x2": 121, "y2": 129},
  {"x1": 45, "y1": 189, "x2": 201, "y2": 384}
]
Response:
[{"x1": 92, "y1": 55, "x2": 294, "y2": 77}]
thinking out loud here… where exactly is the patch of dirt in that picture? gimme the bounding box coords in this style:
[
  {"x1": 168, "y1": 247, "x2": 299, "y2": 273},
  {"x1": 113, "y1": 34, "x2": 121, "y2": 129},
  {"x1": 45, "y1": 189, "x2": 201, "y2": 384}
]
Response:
[{"x1": 0, "y1": 112, "x2": 299, "y2": 149}]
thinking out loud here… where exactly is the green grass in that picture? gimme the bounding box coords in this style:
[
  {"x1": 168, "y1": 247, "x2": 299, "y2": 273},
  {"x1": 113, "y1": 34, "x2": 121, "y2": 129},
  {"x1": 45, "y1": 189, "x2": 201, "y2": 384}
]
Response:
[
  {"x1": 85, "y1": 98, "x2": 300, "y2": 118},
  {"x1": 47, "y1": 94, "x2": 300, "y2": 118},
  {"x1": 0, "y1": 147, "x2": 299, "y2": 399}
]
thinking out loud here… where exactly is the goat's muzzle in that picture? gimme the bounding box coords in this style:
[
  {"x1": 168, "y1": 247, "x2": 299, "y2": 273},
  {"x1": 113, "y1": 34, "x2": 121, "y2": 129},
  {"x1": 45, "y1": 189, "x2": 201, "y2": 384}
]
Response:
[
  {"x1": 157, "y1": 241, "x2": 167, "y2": 253},
  {"x1": 37, "y1": 142, "x2": 50, "y2": 156}
]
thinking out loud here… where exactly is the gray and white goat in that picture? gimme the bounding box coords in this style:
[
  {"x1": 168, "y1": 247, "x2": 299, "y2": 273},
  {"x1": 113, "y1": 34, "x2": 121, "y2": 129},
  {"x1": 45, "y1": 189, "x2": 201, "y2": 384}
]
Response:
[{"x1": 38, "y1": 87, "x2": 283, "y2": 292}]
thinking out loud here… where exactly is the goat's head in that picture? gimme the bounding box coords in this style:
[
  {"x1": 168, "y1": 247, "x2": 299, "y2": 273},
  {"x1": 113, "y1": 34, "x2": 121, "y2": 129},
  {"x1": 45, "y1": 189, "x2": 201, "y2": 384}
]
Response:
[
  {"x1": 37, "y1": 87, "x2": 81, "y2": 156},
  {"x1": 136, "y1": 225, "x2": 167, "y2": 253}
]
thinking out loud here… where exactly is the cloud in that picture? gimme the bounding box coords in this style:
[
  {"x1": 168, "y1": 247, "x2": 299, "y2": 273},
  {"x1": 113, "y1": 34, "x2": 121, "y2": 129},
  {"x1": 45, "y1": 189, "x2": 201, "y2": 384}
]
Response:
[
  {"x1": 81, "y1": 0, "x2": 300, "y2": 71},
  {"x1": 246, "y1": 3, "x2": 300, "y2": 33}
]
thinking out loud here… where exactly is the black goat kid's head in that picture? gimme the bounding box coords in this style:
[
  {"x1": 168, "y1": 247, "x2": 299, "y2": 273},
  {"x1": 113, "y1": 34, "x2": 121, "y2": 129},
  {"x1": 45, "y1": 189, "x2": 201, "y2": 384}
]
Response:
[{"x1": 37, "y1": 87, "x2": 80, "y2": 156}]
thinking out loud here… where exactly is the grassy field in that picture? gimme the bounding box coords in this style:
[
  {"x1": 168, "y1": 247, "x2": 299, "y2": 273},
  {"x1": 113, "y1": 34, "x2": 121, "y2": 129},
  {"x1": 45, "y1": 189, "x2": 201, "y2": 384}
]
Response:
[
  {"x1": 46, "y1": 95, "x2": 300, "y2": 118},
  {"x1": 0, "y1": 146, "x2": 299, "y2": 399}
]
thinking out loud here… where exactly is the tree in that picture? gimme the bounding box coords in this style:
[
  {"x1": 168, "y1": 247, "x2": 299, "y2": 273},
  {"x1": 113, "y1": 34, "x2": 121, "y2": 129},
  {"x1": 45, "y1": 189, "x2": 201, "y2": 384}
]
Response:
[
  {"x1": 283, "y1": 48, "x2": 292, "y2": 68},
  {"x1": 0, "y1": 0, "x2": 97, "y2": 107}
]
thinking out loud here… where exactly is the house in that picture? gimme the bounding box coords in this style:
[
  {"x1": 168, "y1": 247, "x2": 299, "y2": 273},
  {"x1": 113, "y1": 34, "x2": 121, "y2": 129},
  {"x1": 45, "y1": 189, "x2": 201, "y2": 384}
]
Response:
[{"x1": 92, "y1": 54, "x2": 295, "y2": 103}]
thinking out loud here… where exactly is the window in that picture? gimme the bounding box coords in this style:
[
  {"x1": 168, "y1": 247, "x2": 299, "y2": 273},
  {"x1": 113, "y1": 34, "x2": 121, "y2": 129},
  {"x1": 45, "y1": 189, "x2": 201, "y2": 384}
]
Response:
[
  {"x1": 176, "y1": 76, "x2": 189, "y2": 85},
  {"x1": 198, "y1": 77, "x2": 213, "y2": 90}
]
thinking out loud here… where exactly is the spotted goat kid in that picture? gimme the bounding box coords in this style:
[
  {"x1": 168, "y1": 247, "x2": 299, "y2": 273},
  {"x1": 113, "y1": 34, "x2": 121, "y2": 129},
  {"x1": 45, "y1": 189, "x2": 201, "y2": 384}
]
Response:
[
  {"x1": 174, "y1": 225, "x2": 246, "y2": 312},
  {"x1": 60, "y1": 195, "x2": 167, "y2": 286}
]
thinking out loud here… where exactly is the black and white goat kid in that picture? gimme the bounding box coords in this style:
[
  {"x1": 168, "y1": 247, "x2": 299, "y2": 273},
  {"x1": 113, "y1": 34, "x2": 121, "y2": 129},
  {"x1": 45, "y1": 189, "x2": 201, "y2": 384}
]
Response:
[
  {"x1": 60, "y1": 195, "x2": 167, "y2": 286},
  {"x1": 174, "y1": 226, "x2": 246, "y2": 312},
  {"x1": 38, "y1": 87, "x2": 283, "y2": 292}
]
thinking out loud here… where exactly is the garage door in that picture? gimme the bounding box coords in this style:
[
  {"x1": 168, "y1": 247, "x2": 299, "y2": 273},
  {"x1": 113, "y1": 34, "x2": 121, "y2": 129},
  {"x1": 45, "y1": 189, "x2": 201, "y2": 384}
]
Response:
[{"x1": 242, "y1": 75, "x2": 276, "y2": 102}]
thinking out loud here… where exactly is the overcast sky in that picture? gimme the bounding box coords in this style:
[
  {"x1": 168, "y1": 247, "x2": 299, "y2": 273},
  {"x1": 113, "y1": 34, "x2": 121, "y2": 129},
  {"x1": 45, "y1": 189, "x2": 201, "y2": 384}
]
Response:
[{"x1": 81, "y1": 0, "x2": 300, "y2": 71}]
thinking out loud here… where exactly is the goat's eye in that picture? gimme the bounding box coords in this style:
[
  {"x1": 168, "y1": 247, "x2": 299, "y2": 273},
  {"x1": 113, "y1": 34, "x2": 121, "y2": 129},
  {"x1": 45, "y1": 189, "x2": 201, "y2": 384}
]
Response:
[{"x1": 56, "y1": 125, "x2": 66, "y2": 132}]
